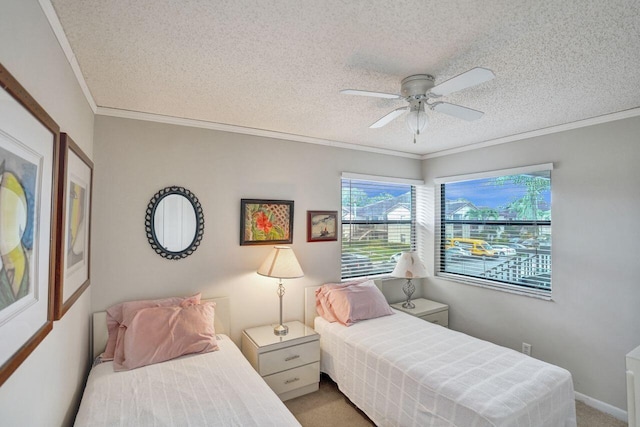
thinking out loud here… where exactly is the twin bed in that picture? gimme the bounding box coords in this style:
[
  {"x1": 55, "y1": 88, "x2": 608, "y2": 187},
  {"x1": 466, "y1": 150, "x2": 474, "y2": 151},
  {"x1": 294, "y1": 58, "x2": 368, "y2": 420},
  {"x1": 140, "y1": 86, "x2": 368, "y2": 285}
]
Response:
[
  {"x1": 76, "y1": 290, "x2": 577, "y2": 427},
  {"x1": 74, "y1": 297, "x2": 300, "y2": 427},
  {"x1": 304, "y1": 285, "x2": 577, "y2": 427}
]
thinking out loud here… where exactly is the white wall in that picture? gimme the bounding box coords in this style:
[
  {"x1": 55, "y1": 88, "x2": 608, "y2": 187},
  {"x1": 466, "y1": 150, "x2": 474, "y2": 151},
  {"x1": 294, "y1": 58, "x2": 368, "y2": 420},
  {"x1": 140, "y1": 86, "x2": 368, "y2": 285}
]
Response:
[
  {"x1": 421, "y1": 116, "x2": 640, "y2": 411},
  {"x1": 91, "y1": 115, "x2": 422, "y2": 344},
  {"x1": 0, "y1": 1, "x2": 95, "y2": 426}
]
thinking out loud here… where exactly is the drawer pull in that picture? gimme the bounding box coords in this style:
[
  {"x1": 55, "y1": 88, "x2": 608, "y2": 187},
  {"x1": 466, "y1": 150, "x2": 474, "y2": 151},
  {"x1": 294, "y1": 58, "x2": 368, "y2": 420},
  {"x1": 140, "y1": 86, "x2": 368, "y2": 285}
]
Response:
[
  {"x1": 284, "y1": 355, "x2": 300, "y2": 362},
  {"x1": 284, "y1": 377, "x2": 300, "y2": 384}
]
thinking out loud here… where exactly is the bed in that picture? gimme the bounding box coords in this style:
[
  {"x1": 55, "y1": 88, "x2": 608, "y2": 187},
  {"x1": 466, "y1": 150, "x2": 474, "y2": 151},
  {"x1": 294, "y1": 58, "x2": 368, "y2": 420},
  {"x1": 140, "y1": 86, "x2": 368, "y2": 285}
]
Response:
[
  {"x1": 305, "y1": 285, "x2": 577, "y2": 427},
  {"x1": 75, "y1": 297, "x2": 300, "y2": 427}
]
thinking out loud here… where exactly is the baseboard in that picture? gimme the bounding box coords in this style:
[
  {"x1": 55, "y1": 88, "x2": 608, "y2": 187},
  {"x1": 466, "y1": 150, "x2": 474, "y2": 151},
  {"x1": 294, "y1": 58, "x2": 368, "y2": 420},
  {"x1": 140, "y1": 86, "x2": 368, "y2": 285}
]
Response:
[{"x1": 575, "y1": 391, "x2": 628, "y2": 422}]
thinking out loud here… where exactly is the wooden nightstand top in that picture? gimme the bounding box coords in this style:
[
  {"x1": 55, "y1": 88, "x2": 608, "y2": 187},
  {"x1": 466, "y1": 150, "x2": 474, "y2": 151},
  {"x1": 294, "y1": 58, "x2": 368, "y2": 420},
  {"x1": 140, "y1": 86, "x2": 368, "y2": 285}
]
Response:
[
  {"x1": 390, "y1": 298, "x2": 448, "y2": 317},
  {"x1": 243, "y1": 320, "x2": 318, "y2": 350}
]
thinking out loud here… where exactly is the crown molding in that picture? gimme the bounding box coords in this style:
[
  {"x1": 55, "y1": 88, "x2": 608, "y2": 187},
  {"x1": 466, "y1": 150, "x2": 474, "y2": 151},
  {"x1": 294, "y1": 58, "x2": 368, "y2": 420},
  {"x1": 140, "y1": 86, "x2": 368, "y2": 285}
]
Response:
[
  {"x1": 95, "y1": 107, "x2": 423, "y2": 159},
  {"x1": 39, "y1": 0, "x2": 97, "y2": 113},
  {"x1": 41, "y1": 0, "x2": 639, "y2": 161},
  {"x1": 39, "y1": 1, "x2": 417, "y2": 160},
  {"x1": 422, "y1": 107, "x2": 640, "y2": 159}
]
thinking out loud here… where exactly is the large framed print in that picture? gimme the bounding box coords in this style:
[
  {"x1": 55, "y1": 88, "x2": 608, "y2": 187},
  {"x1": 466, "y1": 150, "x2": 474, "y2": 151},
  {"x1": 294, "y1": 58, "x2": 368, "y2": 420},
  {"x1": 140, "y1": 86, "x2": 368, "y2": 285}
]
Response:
[
  {"x1": 0, "y1": 64, "x2": 59, "y2": 386},
  {"x1": 54, "y1": 133, "x2": 92, "y2": 319},
  {"x1": 240, "y1": 199, "x2": 294, "y2": 245}
]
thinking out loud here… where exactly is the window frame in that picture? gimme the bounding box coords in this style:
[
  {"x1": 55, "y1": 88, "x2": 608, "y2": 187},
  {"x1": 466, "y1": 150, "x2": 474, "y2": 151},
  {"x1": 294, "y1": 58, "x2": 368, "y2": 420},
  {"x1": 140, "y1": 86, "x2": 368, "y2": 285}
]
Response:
[
  {"x1": 435, "y1": 164, "x2": 553, "y2": 299},
  {"x1": 341, "y1": 173, "x2": 423, "y2": 280}
]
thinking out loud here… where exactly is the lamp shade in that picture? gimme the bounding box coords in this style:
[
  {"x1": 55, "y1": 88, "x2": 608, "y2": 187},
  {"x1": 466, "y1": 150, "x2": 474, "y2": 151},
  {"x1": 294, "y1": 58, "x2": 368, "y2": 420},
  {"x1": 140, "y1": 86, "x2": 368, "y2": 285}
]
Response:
[
  {"x1": 257, "y1": 246, "x2": 304, "y2": 279},
  {"x1": 391, "y1": 251, "x2": 428, "y2": 279}
]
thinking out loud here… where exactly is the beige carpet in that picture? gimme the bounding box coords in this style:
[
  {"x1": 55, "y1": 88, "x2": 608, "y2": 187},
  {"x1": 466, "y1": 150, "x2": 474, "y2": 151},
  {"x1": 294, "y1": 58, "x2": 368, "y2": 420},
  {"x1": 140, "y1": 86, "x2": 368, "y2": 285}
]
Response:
[{"x1": 285, "y1": 375, "x2": 627, "y2": 427}]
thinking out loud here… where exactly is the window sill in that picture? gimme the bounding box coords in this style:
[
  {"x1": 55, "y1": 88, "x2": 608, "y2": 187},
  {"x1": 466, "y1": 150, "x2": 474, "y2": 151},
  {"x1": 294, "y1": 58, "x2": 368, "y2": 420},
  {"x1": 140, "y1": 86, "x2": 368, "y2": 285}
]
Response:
[{"x1": 435, "y1": 272, "x2": 552, "y2": 301}]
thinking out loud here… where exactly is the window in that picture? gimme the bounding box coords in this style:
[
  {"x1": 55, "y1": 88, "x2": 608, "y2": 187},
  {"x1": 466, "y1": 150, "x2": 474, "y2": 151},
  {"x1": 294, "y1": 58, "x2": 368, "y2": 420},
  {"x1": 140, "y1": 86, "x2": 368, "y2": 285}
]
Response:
[
  {"x1": 341, "y1": 174, "x2": 418, "y2": 279},
  {"x1": 437, "y1": 164, "x2": 552, "y2": 297}
]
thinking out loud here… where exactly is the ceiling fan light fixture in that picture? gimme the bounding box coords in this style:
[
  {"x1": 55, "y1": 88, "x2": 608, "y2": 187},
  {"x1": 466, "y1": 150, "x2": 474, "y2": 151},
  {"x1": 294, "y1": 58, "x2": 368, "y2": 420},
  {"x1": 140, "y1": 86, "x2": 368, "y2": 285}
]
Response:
[{"x1": 406, "y1": 102, "x2": 428, "y2": 135}]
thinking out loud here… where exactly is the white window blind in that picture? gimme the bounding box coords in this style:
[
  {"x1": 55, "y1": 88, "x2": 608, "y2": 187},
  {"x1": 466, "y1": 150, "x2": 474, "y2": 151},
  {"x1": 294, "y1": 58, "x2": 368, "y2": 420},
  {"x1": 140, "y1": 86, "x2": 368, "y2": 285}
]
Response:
[
  {"x1": 438, "y1": 165, "x2": 552, "y2": 296},
  {"x1": 341, "y1": 176, "x2": 417, "y2": 279}
]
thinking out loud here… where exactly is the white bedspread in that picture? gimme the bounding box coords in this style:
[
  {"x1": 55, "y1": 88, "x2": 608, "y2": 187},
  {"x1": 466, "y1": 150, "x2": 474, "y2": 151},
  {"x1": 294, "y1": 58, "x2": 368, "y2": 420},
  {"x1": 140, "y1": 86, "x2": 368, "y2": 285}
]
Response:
[
  {"x1": 316, "y1": 312, "x2": 576, "y2": 427},
  {"x1": 74, "y1": 335, "x2": 300, "y2": 427}
]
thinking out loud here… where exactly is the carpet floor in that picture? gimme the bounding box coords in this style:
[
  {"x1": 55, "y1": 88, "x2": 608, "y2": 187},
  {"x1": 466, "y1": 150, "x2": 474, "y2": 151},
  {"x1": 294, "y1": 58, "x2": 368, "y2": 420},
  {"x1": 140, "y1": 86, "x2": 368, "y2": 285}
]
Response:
[{"x1": 285, "y1": 374, "x2": 627, "y2": 427}]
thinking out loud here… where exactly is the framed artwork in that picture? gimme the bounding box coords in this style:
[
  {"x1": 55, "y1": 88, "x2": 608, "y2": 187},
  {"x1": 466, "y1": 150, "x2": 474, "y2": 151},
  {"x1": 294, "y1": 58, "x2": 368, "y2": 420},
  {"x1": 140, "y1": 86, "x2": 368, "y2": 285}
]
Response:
[
  {"x1": 53, "y1": 133, "x2": 93, "y2": 319},
  {"x1": 307, "y1": 211, "x2": 338, "y2": 242},
  {"x1": 240, "y1": 199, "x2": 294, "y2": 245},
  {"x1": 0, "y1": 63, "x2": 60, "y2": 386}
]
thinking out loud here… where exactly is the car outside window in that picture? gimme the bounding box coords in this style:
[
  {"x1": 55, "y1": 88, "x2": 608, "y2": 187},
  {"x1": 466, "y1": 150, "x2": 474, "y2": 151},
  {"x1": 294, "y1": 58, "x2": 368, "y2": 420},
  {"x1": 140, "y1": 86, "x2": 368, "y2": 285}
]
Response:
[{"x1": 438, "y1": 166, "x2": 552, "y2": 296}]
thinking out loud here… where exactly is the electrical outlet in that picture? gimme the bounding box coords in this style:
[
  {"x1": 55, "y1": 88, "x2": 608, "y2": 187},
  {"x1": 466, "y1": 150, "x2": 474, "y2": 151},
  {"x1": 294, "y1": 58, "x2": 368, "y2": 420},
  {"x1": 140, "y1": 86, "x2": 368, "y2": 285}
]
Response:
[{"x1": 522, "y1": 342, "x2": 532, "y2": 356}]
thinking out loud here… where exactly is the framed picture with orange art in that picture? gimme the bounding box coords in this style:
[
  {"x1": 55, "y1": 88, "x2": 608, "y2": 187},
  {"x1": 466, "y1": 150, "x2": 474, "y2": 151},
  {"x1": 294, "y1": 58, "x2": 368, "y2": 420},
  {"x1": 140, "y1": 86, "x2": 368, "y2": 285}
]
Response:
[
  {"x1": 307, "y1": 211, "x2": 338, "y2": 242},
  {"x1": 0, "y1": 63, "x2": 60, "y2": 387},
  {"x1": 240, "y1": 199, "x2": 294, "y2": 245}
]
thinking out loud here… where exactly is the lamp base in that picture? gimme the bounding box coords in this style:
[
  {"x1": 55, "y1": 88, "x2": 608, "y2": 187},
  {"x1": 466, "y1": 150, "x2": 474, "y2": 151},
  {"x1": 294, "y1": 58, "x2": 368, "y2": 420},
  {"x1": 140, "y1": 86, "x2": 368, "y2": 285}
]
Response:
[
  {"x1": 402, "y1": 278, "x2": 416, "y2": 310},
  {"x1": 274, "y1": 324, "x2": 289, "y2": 336},
  {"x1": 402, "y1": 300, "x2": 416, "y2": 309},
  {"x1": 274, "y1": 280, "x2": 289, "y2": 336}
]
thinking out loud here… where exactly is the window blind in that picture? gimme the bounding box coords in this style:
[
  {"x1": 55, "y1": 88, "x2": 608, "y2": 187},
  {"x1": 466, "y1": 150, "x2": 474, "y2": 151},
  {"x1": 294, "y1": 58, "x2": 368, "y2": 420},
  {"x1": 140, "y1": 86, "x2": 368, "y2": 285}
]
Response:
[
  {"x1": 341, "y1": 177, "x2": 416, "y2": 279},
  {"x1": 438, "y1": 166, "x2": 552, "y2": 295}
]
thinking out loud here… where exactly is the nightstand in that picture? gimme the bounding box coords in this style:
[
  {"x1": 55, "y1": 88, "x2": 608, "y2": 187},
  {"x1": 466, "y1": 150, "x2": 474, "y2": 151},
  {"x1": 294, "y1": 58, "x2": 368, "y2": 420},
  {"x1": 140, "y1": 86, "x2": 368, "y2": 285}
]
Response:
[
  {"x1": 241, "y1": 320, "x2": 320, "y2": 401},
  {"x1": 390, "y1": 298, "x2": 449, "y2": 327}
]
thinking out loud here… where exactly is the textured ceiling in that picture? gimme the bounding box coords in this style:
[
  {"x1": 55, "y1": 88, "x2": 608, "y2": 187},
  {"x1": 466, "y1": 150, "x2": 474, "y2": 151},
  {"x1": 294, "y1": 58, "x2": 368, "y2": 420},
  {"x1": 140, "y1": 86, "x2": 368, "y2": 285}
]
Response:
[{"x1": 49, "y1": 0, "x2": 640, "y2": 156}]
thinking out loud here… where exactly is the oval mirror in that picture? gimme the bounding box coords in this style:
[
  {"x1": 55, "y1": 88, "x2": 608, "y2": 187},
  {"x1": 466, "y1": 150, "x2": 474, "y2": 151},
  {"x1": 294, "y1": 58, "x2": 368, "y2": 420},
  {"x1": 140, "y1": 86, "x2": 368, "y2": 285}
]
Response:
[{"x1": 145, "y1": 186, "x2": 204, "y2": 259}]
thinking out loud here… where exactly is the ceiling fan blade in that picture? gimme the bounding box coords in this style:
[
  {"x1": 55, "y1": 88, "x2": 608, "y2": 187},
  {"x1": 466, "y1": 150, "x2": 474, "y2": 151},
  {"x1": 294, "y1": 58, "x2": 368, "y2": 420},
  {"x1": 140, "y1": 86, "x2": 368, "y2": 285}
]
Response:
[
  {"x1": 432, "y1": 102, "x2": 484, "y2": 121},
  {"x1": 429, "y1": 67, "x2": 495, "y2": 97},
  {"x1": 340, "y1": 89, "x2": 401, "y2": 99},
  {"x1": 369, "y1": 107, "x2": 408, "y2": 128}
]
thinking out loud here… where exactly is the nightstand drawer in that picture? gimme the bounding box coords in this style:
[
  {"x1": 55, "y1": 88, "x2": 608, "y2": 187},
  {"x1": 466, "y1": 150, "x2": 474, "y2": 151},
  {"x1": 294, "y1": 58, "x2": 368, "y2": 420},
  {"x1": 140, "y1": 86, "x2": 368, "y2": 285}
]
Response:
[
  {"x1": 263, "y1": 362, "x2": 320, "y2": 396},
  {"x1": 259, "y1": 340, "x2": 320, "y2": 376},
  {"x1": 420, "y1": 310, "x2": 448, "y2": 327}
]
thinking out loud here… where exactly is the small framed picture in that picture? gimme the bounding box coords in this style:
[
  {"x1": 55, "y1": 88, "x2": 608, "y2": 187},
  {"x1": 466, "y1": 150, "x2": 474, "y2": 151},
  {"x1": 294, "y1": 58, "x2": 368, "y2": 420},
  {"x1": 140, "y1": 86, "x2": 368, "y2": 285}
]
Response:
[
  {"x1": 54, "y1": 133, "x2": 93, "y2": 319},
  {"x1": 307, "y1": 211, "x2": 338, "y2": 242},
  {"x1": 240, "y1": 199, "x2": 294, "y2": 245}
]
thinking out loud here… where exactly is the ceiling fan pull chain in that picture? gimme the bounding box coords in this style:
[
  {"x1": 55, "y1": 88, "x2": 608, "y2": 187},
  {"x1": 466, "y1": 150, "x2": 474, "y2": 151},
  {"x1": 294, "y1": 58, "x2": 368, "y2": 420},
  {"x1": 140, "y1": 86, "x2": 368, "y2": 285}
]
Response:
[
  {"x1": 414, "y1": 100, "x2": 421, "y2": 143},
  {"x1": 416, "y1": 101, "x2": 421, "y2": 135}
]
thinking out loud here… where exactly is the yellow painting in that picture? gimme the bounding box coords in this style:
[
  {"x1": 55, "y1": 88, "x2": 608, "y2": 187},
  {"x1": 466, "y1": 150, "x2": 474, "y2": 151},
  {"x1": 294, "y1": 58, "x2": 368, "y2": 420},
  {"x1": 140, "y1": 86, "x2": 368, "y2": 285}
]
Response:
[
  {"x1": 66, "y1": 181, "x2": 86, "y2": 269},
  {"x1": 0, "y1": 153, "x2": 37, "y2": 312}
]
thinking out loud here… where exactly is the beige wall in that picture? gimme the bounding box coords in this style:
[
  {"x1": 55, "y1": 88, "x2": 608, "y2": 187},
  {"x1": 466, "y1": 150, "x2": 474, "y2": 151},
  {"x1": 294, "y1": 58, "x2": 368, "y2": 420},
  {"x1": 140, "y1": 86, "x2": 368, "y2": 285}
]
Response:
[
  {"x1": 91, "y1": 115, "x2": 422, "y2": 344},
  {"x1": 421, "y1": 116, "x2": 640, "y2": 411},
  {"x1": 0, "y1": 1, "x2": 95, "y2": 426}
]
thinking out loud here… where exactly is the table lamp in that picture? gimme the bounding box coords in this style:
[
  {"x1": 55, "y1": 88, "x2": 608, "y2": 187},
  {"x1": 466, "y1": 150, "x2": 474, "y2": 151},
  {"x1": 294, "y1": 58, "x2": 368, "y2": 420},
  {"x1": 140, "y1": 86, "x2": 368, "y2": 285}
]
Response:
[
  {"x1": 391, "y1": 251, "x2": 428, "y2": 309},
  {"x1": 257, "y1": 246, "x2": 304, "y2": 336}
]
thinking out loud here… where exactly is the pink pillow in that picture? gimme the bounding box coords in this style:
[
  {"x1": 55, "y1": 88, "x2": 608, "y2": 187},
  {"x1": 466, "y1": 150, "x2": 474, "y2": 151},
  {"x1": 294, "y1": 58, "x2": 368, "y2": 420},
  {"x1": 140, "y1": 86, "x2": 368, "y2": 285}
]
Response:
[
  {"x1": 113, "y1": 302, "x2": 218, "y2": 371},
  {"x1": 320, "y1": 280, "x2": 394, "y2": 326},
  {"x1": 101, "y1": 293, "x2": 201, "y2": 361},
  {"x1": 316, "y1": 279, "x2": 367, "y2": 322}
]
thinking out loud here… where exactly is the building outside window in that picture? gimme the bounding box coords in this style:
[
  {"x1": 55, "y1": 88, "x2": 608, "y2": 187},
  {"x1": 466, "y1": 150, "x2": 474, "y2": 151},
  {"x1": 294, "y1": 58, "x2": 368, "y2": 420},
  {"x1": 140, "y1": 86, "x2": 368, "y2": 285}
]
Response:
[
  {"x1": 437, "y1": 164, "x2": 552, "y2": 297},
  {"x1": 341, "y1": 174, "x2": 418, "y2": 279}
]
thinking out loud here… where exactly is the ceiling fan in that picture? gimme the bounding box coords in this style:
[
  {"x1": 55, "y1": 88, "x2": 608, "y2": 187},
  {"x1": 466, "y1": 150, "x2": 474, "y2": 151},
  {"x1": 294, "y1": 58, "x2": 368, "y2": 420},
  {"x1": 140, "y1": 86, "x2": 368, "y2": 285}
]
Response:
[{"x1": 340, "y1": 67, "x2": 495, "y2": 143}]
